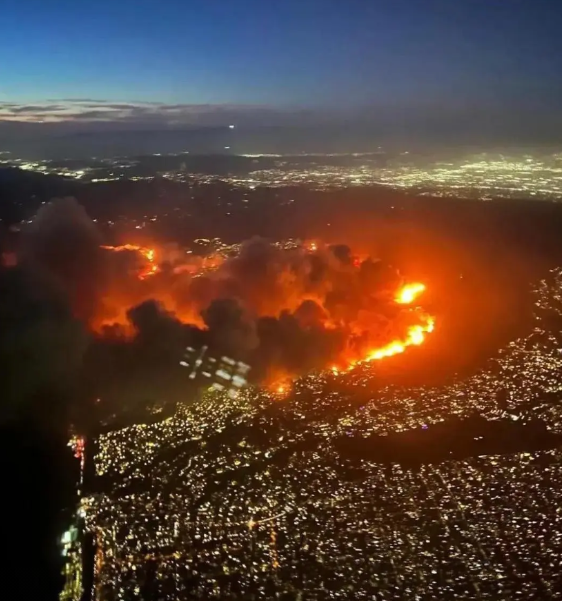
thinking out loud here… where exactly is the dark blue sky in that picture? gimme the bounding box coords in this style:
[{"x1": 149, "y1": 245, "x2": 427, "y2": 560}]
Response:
[{"x1": 1, "y1": 0, "x2": 562, "y2": 128}]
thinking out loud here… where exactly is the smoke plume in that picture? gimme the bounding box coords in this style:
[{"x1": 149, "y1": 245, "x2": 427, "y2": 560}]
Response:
[
  {"x1": 0, "y1": 263, "x2": 87, "y2": 424},
  {"x1": 13, "y1": 199, "x2": 434, "y2": 391}
]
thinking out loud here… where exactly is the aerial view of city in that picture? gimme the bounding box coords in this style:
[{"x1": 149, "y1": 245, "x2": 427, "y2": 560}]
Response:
[
  {"x1": 73, "y1": 268, "x2": 562, "y2": 600},
  {"x1": 3, "y1": 2, "x2": 562, "y2": 601},
  {"x1": 3, "y1": 148, "x2": 562, "y2": 202}
]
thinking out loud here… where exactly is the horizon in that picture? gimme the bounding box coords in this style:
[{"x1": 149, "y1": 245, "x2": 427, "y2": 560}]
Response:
[{"x1": 2, "y1": 1, "x2": 562, "y2": 146}]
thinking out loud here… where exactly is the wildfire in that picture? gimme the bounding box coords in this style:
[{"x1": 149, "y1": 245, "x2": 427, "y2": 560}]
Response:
[
  {"x1": 363, "y1": 316, "x2": 435, "y2": 362},
  {"x1": 395, "y1": 282, "x2": 426, "y2": 304},
  {"x1": 98, "y1": 239, "x2": 435, "y2": 387},
  {"x1": 337, "y1": 282, "x2": 435, "y2": 372},
  {"x1": 101, "y1": 244, "x2": 159, "y2": 279},
  {"x1": 268, "y1": 281, "x2": 435, "y2": 394}
]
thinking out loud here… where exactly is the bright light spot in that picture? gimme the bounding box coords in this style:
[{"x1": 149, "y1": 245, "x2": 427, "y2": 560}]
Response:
[
  {"x1": 330, "y1": 283, "x2": 435, "y2": 371},
  {"x1": 395, "y1": 283, "x2": 426, "y2": 304}
]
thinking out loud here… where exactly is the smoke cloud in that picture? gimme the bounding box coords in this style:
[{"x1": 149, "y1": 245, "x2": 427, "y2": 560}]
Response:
[
  {"x1": 21, "y1": 197, "x2": 105, "y2": 322},
  {"x1": 0, "y1": 263, "x2": 87, "y2": 424},
  {"x1": 10, "y1": 199, "x2": 432, "y2": 396}
]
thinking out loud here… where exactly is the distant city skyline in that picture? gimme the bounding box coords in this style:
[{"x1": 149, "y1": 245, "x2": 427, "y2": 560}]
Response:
[{"x1": 2, "y1": 0, "x2": 562, "y2": 135}]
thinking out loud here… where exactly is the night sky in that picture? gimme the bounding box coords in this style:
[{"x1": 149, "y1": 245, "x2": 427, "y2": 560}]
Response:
[{"x1": 1, "y1": 0, "x2": 562, "y2": 133}]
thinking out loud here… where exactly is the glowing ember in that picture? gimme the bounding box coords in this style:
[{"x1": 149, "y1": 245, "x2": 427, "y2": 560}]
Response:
[
  {"x1": 395, "y1": 282, "x2": 426, "y2": 304},
  {"x1": 101, "y1": 244, "x2": 159, "y2": 279}
]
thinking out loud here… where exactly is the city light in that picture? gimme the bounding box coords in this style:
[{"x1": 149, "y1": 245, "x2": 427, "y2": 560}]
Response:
[
  {"x1": 6, "y1": 151, "x2": 562, "y2": 201},
  {"x1": 81, "y1": 267, "x2": 562, "y2": 599}
]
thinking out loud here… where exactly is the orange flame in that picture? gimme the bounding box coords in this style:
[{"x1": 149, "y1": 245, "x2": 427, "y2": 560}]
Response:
[
  {"x1": 363, "y1": 316, "x2": 435, "y2": 362},
  {"x1": 270, "y1": 282, "x2": 435, "y2": 393},
  {"x1": 99, "y1": 242, "x2": 436, "y2": 385},
  {"x1": 328, "y1": 282, "x2": 434, "y2": 376},
  {"x1": 395, "y1": 282, "x2": 426, "y2": 304},
  {"x1": 101, "y1": 244, "x2": 159, "y2": 279},
  {"x1": 354, "y1": 282, "x2": 434, "y2": 366}
]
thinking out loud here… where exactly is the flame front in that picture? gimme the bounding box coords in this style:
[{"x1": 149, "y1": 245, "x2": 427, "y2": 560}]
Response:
[
  {"x1": 364, "y1": 316, "x2": 435, "y2": 362},
  {"x1": 363, "y1": 282, "x2": 434, "y2": 363},
  {"x1": 271, "y1": 282, "x2": 435, "y2": 393},
  {"x1": 101, "y1": 244, "x2": 159, "y2": 279},
  {"x1": 334, "y1": 282, "x2": 435, "y2": 373}
]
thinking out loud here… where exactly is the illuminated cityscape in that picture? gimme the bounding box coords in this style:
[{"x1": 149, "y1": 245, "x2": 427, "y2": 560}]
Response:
[
  {"x1": 3, "y1": 150, "x2": 562, "y2": 201},
  {"x1": 78, "y1": 268, "x2": 562, "y2": 600},
  {"x1": 4, "y1": 2, "x2": 562, "y2": 600}
]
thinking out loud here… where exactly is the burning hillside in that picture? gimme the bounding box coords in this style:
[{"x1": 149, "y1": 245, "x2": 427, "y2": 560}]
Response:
[
  {"x1": 96, "y1": 233, "x2": 435, "y2": 381},
  {"x1": 18, "y1": 198, "x2": 435, "y2": 384},
  {"x1": 100, "y1": 244, "x2": 159, "y2": 279}
]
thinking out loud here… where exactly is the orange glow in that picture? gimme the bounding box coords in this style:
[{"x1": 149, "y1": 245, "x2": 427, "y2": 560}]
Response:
[
  {"x1": 338, "y1": 282, "x2": 435, "y2": 372},
  {"x1": 101, "y1": 244, "x2": 159, "y2": 279},
  {"x1": 265, "y1": 366, "x2": 293, "y2": 397},
  {"x1": 395, "y1": 282, "x2": 426, "y2": 304},
  {"x1": 95, "y1": 239, "x2": 435, "y2": 383},
  {"x1": 271, "y1": 283, "x2": 435, "y2": 388},
  {"x1": 93, "y1": 242, "x2": 210, "y2": 333},
  {"x1": 363, "y1": 316, "x2": 435, "y2": 363}
]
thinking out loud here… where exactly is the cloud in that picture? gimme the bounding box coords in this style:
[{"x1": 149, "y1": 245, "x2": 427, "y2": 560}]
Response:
[
  {"x1": 48, "y1": 98, "x2": 114, "y2": 103},
  {"x1": 9, "y1": 105, "x2": 67, "y2": 114},
  {"x1": 67, "y1": 109, "x2": 125, "y2": 120},
  {"x1": 79, "y1": 103, "x2": 148, "y2": 111},
  {"x1": 0, "y1": 99, "x2": 326, "y2": 130}
]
